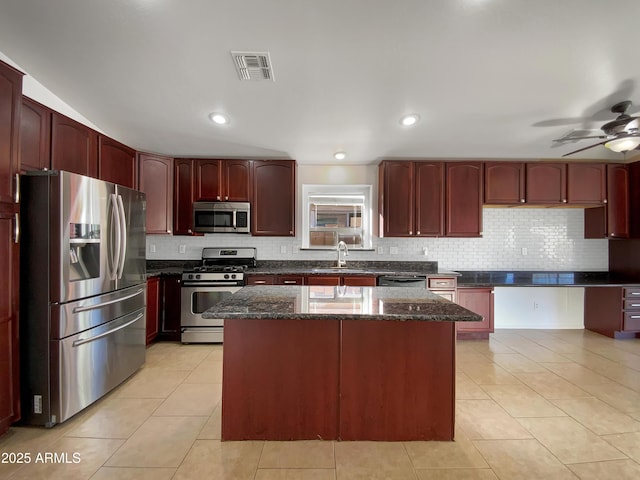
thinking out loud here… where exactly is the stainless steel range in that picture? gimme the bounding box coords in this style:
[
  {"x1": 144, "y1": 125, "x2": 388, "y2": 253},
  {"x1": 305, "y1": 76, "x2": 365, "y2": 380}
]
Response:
[{"x1": 180, "y1": 247, "x2": 257, "y2": 343}]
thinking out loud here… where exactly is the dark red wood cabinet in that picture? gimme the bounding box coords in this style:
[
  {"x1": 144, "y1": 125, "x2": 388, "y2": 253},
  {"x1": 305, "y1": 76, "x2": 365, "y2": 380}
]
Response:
[
  {"x1": 158, "y1": 274, "x2": 182, "y2": 341},
  {"x1": 446, "y1": 162, "x2": 483, "y2": 237},
  {"x1": 456, "y1": 287, "x2": 494, "y2": 339},
  {"x1": 630, "y1": 161, "x2": 640, "y2": 239},
  {"x1": 51, "y1": 112, "x2": 98, "y2": 178},
  {"x1": 484, "y1": 162, "x2": 525, "y2": 204},
  {"x1": 98, "y1": 135, "x2": 136, "y2": 188},
  {"x1": 415, "y1": 162, "x2": 445, "y2": 236},
  {"x1": 173, "y1": 158, "x2": 195, "y2": 235},
  {"x1": 379, "y1": 161, "x2": 414, "y2": 236},
  {"x1": 584, "y1": 164, "x2": 629, "y2": 239},
  {"x1": 0, "y1": 59, "x2": 22, "y2": 435},
  {"x1": 526, "y1": 162, "x2": 567, "y2": 204},
  {"x1": 146, "y1": 277, "x2": 160, "y2": 345},
  {"x1": 138, "y1": 153, "x2": 173, "y2": 234},
  {"x1": 584, "y1": 286, "x2": 640, "y2": 339},
  {"x1": 252, "y1": 160, "x2": 296, "y2": 236},
  {"x1": 19, "y1": 97, "x2": 51, "y2": 172},
  {"x1": 194, "y1": 159, "x2": 251, "y2": 202},
  {"x1": 567, "y1": 163, "x2": 605, "y2": 205}
]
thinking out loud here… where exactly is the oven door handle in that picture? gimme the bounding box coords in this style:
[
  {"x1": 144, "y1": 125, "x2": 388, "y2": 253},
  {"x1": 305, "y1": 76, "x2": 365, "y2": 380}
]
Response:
[{"x1": 182, "y1": 281, "x2": 243, "y2": 287}]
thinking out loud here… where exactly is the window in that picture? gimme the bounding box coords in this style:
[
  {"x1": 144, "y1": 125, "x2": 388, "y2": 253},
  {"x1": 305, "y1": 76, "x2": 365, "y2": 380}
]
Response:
[{"x1": 302, "y1": 185, "x2": 372, "y2": 249}]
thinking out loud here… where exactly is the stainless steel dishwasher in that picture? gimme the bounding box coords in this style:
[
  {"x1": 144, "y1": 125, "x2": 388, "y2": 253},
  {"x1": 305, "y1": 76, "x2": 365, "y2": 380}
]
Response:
[{"x1": 377, "y1": 275, "x2": 427, "y2": 288}]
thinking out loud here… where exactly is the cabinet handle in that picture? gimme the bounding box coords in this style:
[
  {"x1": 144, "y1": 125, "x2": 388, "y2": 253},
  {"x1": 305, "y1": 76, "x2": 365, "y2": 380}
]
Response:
[
  {"x1": 604, "y1": 199, "x2": 608, "y2": 204},
  {"x1": 631, "y1": 315, "x2": 640, "y2": 319},
  {"x1": 14, "y1": 173, "x2": 20, "y2": 203},
  {"x1": 409, "y1": 231, "x2": 413, "y2": 235},
  {"x1": 631, "y1": 292, "x2": 640, "y2": 295},
  {"x1": 610, "y1": 233, "x2": 615, "y2": 237},
  {"x1": 417, "y1": 231, "x2": 421, "y2": 235},
  {"x1": 14, "y1": 213, "x2": 20, "y2": 243},
  {"x1": 216, "y1": 195, "x2": 221, "y2": 200},
  {"x1": 253, "y1": 280, "x2": 267, "y2": 284},
  {"x1": 520, "y1": 199, "x2": 525, "y2": 203},
  {"x1": 225, "y1": 195, "x2": 229, "y2": 201},
  {"x1": 630, "y1": 304, "x2": 640, "y2": 307},
  {"x1": 168, "y1": 229, "x2": 172, "y2": 233},
  {"x1": 188, "y1": 229, "x2": 192, "y2": 234},
  {"x1": 283, "y1": 280, "x2": 297, "y2": 284},
  {"x1": 562, "y1": 199, "x2": 567, "y2": 203}
]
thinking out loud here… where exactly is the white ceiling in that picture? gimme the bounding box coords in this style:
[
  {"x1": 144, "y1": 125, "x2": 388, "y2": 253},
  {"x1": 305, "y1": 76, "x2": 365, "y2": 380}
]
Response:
[{"x1": 1, "y1": 0, "x2": 640, "y2": 164}]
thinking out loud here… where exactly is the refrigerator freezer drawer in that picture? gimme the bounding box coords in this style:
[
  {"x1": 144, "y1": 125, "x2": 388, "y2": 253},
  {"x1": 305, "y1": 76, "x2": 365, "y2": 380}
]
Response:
[{"x1": 48, "y1": 308, "x2": 146, "y2": 425}]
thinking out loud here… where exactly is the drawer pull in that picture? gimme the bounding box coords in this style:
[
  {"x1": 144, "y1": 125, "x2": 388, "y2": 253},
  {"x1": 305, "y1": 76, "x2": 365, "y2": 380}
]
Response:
[
  {"x1": 630, "y1": 315, "x2": 640, "y2": 319},
  {"x1": 283, "y1": 280, "x2": 297, "y2": 284},
  {"x1": 631, "y1": 292, "x2": 640, "y2": 295},
  {"x1": 631, "y1": 304, "x2": 640, "y2": 307},
  {"x1": 253, "y1": 280, "x2": 267, "y2": 284}
]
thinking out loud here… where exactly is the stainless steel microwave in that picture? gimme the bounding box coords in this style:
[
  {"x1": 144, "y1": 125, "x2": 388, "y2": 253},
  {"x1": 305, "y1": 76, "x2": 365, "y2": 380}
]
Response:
[{"x1": 192, "y1": 202, "x2": 251, "y2": 233}]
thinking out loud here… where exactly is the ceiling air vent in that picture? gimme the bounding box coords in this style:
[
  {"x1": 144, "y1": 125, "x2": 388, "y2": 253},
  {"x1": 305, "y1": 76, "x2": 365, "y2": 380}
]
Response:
[{"x1": 230, "y1": 51, "x2": 274, "y2": 81}]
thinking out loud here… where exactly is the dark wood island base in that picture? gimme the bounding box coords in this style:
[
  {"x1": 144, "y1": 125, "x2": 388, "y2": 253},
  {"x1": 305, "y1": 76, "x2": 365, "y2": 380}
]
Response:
[{"x1": 222, "y1": 318, "x2": 455, "y2": 441}]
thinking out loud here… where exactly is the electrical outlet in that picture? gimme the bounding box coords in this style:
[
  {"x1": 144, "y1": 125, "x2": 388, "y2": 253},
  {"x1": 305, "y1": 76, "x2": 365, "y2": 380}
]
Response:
[
  {"x1": 390, "y1": 246, "x2": 398, "y2": 254},
  {"x1": 179, "y1": 245, "x2": 186, "y2": 254},
  {"x1": 521, "y1": 247, "x2": 528, "y2": 256},
  {"x1": 280, "y1": 245, "x2": 287, "y2": 254},
  {"x1": 149, "y1": 244, "x2": 156, "y2": 253},
  {"x1": 377, "y1": 246, "x2": 384, "y2": 254},
  {"x1": 423, "y1": 247, "x2": 429, "y2": 256}
]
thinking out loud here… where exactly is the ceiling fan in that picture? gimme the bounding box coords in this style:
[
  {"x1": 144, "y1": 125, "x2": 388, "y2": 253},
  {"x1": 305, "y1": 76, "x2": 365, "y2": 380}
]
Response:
[{"x1": 555, "y1": 101, "x2": 640, "y2": 157}]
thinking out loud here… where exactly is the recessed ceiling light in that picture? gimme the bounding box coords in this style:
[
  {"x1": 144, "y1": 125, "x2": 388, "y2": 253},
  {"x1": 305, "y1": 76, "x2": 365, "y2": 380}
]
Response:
[
  {"x1": 209, "y1": 113, "x2": 229, "y2": 125},
  {"x1": 334, "y1": 151, "x2": 347, "y2": 160},
  {"x1": 400, "y1": 114, "x2": 420, "y2": 127}
]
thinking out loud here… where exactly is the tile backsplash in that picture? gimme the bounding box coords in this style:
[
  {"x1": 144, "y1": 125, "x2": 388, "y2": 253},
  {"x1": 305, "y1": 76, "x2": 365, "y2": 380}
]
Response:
[{"x1": 146, "y1": 208, "x2": 608, "y2": 271}]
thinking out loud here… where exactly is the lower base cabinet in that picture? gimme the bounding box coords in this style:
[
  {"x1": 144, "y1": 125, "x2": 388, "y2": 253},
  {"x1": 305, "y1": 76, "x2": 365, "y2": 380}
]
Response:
[
  {"x1": 146, "y1": 277, "x2": 160, "y2": 345},
  {"x1": 584, "y1": 286, "x2": 640, "y2": 338},
  {"x1": 456, "y1": 287, "x2": 494, "y2": 339},
  {"x1": 158, "y1": 274, "x2": 182, "y2": 341}
]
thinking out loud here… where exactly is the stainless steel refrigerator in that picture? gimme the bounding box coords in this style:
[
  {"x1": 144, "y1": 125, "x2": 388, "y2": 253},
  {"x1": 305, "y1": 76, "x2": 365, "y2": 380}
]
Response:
[{"x1": 20, "y1": 170, "x2": 147, "y2": 426}]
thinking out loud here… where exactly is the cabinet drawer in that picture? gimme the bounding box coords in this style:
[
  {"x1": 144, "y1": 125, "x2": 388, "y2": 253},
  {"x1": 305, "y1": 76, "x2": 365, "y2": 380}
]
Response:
[
  {"x1": 431, "y1": 291, "x2": 456, "y2": 302},
  {"x1": 277, "y1": 276, "x2": 304, "y2": 285},
  {"x1": 624, "y1": 299, "x2": 640, "y2": 310},
  {"x1": 246, "y1": 275, "x2": 275, "y2": 285},
  {"x1": 623, "y1": 287, "x2": 640, "y2": 298},
  {"x1": 623, "y1": 312, "x2": 640, "y2": 331},
  {"x1": 428, "y1": 278, "x2": 456, "y2": 289}
]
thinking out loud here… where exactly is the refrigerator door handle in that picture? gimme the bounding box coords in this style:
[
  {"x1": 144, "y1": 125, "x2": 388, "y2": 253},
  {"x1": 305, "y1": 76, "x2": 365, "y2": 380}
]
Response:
[
  {"x1": 110, "y1": 193, "x2": 122, "y2": 280},
  {"x1": 72, "y1": 313, "x2": 143, "y2": 347},
  {"x1": 72, "y1": 288, "x2": 144, "y2": 313},
  {"x1": 116, "y1": 194, "x2": 127, "y2": 279}
]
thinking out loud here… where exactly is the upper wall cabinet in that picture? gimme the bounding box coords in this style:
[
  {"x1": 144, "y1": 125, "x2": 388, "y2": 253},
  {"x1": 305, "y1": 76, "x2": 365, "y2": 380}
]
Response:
[
  {"x1": 138, "y1": 153, "x2": 173, "y2": 235},
  {"x1": 379, "y1": 161, "x2": 482, "y2": 238},
  {"x1": 173, "y1": 158, "x2": 195, "y2": 235},
  {"x1": 525, "y1": 163, "x2": 567, "y2": 204},
  {"x1": 20, "y1": 97, "x2": 51, "y2": 172},
  {"x1": 193, "y1": 159, "x2": 251, "y2": 202},
  {"x1": 630, "y1": 161, "x2": 640, "y2": 239},
  {"x1": 484, "y1": 162, "x2": 525, "y2": 204},
  {"x1": 98, "y1": 135, "x2": 137, "y2": 188},
  {"x1": 51, "y1": 112, "x2": 98, "y2": 178},
  {"x1": 252, "y1": 160, "x2": 296, "y2": 236},
  {"x1": 567, "y1": 163, "x2": 606, "y2": 205},
  {"x1": 0, "y1": 61, "x2": 22, "y2": 205},
  {"x1": 584, "y1": 164, "x2": 629, "y2": 239}
]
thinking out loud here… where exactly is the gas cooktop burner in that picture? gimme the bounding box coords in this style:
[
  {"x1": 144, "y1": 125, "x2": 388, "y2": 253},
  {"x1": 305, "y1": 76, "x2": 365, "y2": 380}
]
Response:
[{"x1": 190, "y1": 265, "x2": 248, "y2": 273}]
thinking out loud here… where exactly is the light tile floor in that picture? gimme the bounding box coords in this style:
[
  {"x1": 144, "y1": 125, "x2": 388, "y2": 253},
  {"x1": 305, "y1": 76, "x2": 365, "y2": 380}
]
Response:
[{"x1": 1, "y1": 329, "x2": 640, "y2": 479}]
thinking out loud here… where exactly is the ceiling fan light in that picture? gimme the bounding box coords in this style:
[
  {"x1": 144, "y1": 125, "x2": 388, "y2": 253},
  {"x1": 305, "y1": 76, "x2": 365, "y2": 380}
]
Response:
[
  {"x1": 333, "y1": 151, "x2": 346, "y2": 160},
  {"x1": 604, "y1": 136, "x2": 640, "y2": 153},
  {"x1": 209, "y1": 112, "x2": 229, "y2": 125}
]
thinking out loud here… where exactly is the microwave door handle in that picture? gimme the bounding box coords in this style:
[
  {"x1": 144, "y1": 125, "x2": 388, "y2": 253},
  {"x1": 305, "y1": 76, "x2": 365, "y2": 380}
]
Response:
[
  {"x1": 116, "y1": 194, "x2": 127, "y2": 279},
  {"x1": 232, "y1": 210, "x2": 237, "y2": 229},
  {"x1": 109, "y1": 193, "x2": 121, "y2": 280}
]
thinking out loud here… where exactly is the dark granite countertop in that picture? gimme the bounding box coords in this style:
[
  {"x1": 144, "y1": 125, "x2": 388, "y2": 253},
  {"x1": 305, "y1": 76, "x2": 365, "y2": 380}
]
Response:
[
  {"x1": 456, "y1": 271, "x2": 639, "y2": 287},
  {"x1": 247, "y1": 260, "x2": 441, "y2": 277},
  {"x1": 202, "y1": 285, "x2": 482, "y2": 322}
]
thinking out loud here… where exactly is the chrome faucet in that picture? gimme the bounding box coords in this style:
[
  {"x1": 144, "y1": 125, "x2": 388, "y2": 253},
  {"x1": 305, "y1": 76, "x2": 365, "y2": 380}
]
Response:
[{"x1": 336, "y1": 241, "x2": 349, "y2": 267}]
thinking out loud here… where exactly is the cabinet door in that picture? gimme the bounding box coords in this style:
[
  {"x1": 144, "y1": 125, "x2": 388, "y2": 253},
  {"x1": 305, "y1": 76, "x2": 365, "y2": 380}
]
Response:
[
  {"x1": 20, "y1": 97, "x2": 51, "y2": 172},
  {"x1": 630, "y1": 161, "x2": 640, "y2": 239},
  {"x1": 146, "y1": 277, "x2": 160, "y2": 345},
  {"x1": 343, "y1": 276, "x2": 377, "y2": 286},
  {"x1": 446, "y1": 162, "x2": 483, "y2": 237},
  {"x1": 98, "y1": 136, "x2": 136, "y2": 188},
  {"x1": 159, "y1": 275, "x2": 181, "y2": 341},
  {"x1": 484, "y1": 162, "x2": 525, "y2": 204},
  {"x1": 415, "y1": 162, "x2": 444, "y2": 236},
  {"x1": 0, "y1": 207, "x2": 20, "y2": 433},
  {"x1": 224, "y1": 159, "x2": 251, "y2": 201},
  {"x1": 51, "y1": 112, "x2": 98, "y2": 177},
  {"x1": 252, "y1": 160, "x2": 296, "y2": 236},
  {"x1": 606, "y1": 164, "x2": 629, "y2": 238},
  {"x1": 173, "y1": 158, "x2": 195, "y2": 235},
  {"x1": 526, "y1": 163, "x2": 567, "y2": 204},
  {"x1": 194, "y1": 159, "x2": 222, "y2": 201},
  {"x1": 0, "y1": 61, "x2": 22, "y2": 204},
  {"x1": 567, "y1": 163, "x2": 605, "y2": 205},
  {"x1": 456, "y1": 288, "x2": 493, "y2": 334},
  {"x1": 306, "y1": 276, "x2": 341, "y2": 286},
  {"x1": 138, "y1": 153, "x2": 173, "y2": 234},
  {"x1": 379, "y1": 161, "x2": 414, "y2": 236}
]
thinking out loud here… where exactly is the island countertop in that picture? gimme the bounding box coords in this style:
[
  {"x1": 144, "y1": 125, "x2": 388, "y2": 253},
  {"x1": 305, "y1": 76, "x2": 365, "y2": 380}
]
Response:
[{"x1": 202, "y1": 285, "x2": 482, "y2": 322}]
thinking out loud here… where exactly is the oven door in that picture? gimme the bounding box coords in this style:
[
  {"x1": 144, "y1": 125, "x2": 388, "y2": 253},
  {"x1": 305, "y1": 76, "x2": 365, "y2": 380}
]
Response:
[{"x1": 180, "y1": 283, "x2": 243, "y2": 328}]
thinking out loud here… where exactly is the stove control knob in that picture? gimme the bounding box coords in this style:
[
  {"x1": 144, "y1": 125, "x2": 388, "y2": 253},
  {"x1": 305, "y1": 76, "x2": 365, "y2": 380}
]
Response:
[
  {"x1": 224, "y1": 274, "x2": 230, "y2": 280},
  {"x1": 188, "y1": 274, "x2": 193, "y2": 280},
  {"x1": 196, "y1": 274, "x2": 201, "y2": 280},
  {"x1": 231, "y1": 274, "x2": 237, "y2": 280}
]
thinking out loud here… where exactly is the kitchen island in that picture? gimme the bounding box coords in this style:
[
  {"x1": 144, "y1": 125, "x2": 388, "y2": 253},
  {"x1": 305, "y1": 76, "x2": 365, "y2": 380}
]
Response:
[{"x1": 204, "y1": 285, "x2": 481, "y2": 441}]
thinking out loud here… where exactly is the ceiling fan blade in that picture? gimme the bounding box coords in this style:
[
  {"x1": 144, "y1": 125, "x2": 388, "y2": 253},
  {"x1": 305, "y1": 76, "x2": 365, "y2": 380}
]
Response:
[
  {"x1": 553, "y1": 135, "x2": 608, "y2": 142},
  {"x1": 561, "y1": 140, "x2": 608, "y2": 157}
]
